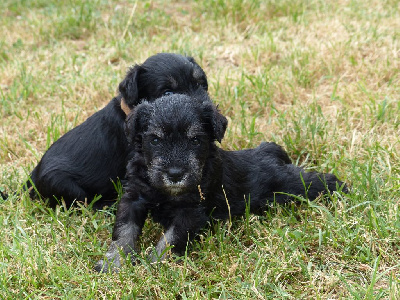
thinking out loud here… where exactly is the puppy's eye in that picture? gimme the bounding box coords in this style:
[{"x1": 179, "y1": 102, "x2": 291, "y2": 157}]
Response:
[
  {"x1": 191, "y1": 137, "x2": 201, "y2": 146},
  {"x1": 164, "y1": 90, "x2": 174, "y2": 96},
  {"x1": 150, "y1": 137, "x2": 160, "y2": 146}
]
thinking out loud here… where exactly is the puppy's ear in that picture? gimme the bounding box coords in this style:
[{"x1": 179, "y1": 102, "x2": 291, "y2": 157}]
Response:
[
  {"x1": 119, "y1": 65, "x2": 143, "y2": 107},
  {"x1": 213, "y1": 107, "x2": 228, "y2": 143},
  {"x1": 124, "y1": 102, "x2": 152, "y2": 144},
  {"x1": 201, "y1": 103, "x2": 228, "y2": 143},
  {"x1": 186, "y1": 56, "x2": 208, "y2": 91}
]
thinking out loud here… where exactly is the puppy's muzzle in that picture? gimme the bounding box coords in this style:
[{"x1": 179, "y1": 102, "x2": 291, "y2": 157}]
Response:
[{"x1": 160, "y1": 166, "x2": 191, "y2": 196}]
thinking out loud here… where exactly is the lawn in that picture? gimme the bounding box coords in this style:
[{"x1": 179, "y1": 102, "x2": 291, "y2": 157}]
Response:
[{"x1": 0, "y1": 0, "x2": 399, "y2": 298}]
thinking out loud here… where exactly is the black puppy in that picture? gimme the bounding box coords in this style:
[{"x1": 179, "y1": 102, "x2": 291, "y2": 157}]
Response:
[
  {"x1": 26, "y1": 53, "x2": 208, "y2": 207},
  {"x1": 95, "y1": 92, "x2": 347, "y2": 272}
]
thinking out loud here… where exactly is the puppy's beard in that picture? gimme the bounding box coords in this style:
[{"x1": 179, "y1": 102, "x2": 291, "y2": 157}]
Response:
[{"x1": 161, "y1": 174, "x2": 189, "y2": 196}]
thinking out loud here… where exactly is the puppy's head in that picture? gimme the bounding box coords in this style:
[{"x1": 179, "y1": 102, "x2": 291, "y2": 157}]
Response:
[
  {"x1": 119, "y1": 53, "x2": 208, "y2": 108},
  {"x1": 126, "y1": 92, "x2": 227, "y2": 196}
]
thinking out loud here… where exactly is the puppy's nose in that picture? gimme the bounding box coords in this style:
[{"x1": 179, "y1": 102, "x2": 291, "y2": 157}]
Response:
[{"x1": 167, "y1": 167, "x2": 184, "y2": 183}]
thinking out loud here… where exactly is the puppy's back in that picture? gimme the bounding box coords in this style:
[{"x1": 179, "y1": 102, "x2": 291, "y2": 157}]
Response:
[{"x1": 29, "y1": 97, "x2": 129, "y2": 204}]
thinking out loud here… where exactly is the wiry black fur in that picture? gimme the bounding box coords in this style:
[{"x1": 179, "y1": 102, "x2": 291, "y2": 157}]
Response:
[
  {"x1": 25, "y1": 53, "x2": 208, "y2": 207},
  {"x1": 95, "y1": 92, "x2": 347, "y2": 272}
]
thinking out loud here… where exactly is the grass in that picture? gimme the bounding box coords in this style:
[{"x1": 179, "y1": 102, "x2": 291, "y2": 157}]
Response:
[{"x1": 0, "y1": 0, "x2": 399, "y2": 298}]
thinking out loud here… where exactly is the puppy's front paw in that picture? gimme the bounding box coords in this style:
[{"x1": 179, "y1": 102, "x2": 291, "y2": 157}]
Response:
[
  {"x1": 94, "y1": 242, "x2": 123, "y2": 273},
  {"x1": 94, "y1": 259, "x2": 111, "y2": 273},
  {"x1": 94, "y1": 257, "x2": 121, "y2": 273}
]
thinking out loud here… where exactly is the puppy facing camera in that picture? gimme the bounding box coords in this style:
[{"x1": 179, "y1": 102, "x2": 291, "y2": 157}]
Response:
[{"x1": 95, "y1": 92, "x2": 347, "y2": 272}]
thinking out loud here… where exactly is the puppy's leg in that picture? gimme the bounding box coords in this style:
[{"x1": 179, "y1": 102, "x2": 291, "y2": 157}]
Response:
[
  {"x1": 48, "y1": 177, "x2": 88, "y2": 207},
  {"x1": 31, "y1": 169, "x2": 88, "y2": 207},
  {"x1": 149, "y1": 225, "x2": 177, "y2": 262},
  {"x1": 149, "y1": 206, "x2": 208, "y2": 263},
  {"x1": 298, "y1": 170, "x2": 348, "y2": 198},
  {"x1": 277, "y1": 165, "x2": 347, "y2": 202},
  {"x1": 95, "y1": 194, "x2": 148, "y2": 273}
]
